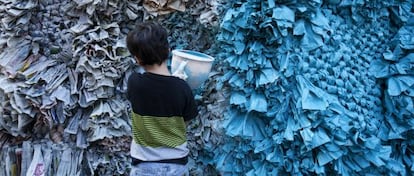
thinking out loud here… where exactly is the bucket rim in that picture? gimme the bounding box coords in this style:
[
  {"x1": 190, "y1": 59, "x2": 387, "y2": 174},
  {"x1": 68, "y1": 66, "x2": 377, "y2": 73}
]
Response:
[{"x1": 172, "y1": 49, "x2": 215, "y2": 62}]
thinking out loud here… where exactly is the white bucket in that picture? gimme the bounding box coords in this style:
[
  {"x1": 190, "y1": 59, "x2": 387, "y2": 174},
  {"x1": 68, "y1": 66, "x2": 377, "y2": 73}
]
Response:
[{"x1": 171, "y1": 49, "x2": 215, "y2": 89}]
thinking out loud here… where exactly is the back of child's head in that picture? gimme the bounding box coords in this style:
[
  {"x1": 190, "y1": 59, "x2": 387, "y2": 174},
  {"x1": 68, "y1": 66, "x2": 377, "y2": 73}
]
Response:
[{"x1": 126, "y1": 22, "x2": 169, "y2": 66}]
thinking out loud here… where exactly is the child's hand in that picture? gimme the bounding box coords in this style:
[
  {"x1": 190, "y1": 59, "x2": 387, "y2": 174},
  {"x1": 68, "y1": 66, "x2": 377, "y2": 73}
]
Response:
[
  {"x1": 173, "y1": 72, "x2": 188, "y2": 80},
  {"x1": 172, "y1": 60, "x2": 188, "y2": 80}
]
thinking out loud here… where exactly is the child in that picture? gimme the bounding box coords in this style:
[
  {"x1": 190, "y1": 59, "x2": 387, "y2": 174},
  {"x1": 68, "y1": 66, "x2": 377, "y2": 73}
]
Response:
[{"x1": 126, "y1": 22, "x2": 198, "y2": 176}]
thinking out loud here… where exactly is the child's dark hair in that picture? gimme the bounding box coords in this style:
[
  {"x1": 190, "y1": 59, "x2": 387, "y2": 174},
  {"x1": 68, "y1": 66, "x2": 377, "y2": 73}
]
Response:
[{"x1": 126, "y1": 22, "x2": 169, "y2": 66}]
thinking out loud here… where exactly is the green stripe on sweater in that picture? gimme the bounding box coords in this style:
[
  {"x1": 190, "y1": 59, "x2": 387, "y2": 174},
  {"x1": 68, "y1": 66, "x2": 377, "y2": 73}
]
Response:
[{"x1": 131, "y1": 113, "x2": 186, "y2": 147}]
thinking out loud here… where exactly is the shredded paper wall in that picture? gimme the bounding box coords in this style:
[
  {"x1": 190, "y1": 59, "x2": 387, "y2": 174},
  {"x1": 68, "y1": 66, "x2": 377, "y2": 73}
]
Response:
[{"x1": 0, "y1": 0, "x2": 413, "y2": 175}]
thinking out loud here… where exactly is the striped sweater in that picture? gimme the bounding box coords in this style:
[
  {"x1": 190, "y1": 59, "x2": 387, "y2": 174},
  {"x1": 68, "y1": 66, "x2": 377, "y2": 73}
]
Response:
[{"x1": 127, "y1": 72, "x2": 198, "y2": 164}]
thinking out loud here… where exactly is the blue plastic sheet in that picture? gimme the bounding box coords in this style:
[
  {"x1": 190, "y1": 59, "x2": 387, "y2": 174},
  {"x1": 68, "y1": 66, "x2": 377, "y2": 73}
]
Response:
[
  {"x1": 297, "y1": 75, "x2": 337, "y2": 110},
  {"x1": 230, "y1": 91, "x2": 247, "y2": 105},
  {"x1": 272, "y1": 6, "x2": 295, "y2": 22},
  {"x1": 222, "y1": 109, "x2": 267, "y2": 141},
  {"x1": 247, "y1": 92, "x2": 267, "y2": 112},
  {"x1": 387, "y1": 76, "x2": 414, "y2": 96}
]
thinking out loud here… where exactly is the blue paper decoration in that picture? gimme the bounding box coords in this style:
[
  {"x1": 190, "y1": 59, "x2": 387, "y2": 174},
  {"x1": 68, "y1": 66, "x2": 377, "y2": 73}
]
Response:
[{"x1": 193, "y1": 0, "x2": 414, "y2": 175}]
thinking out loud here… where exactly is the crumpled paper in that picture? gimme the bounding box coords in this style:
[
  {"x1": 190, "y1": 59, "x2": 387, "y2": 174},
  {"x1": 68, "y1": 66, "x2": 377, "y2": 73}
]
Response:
[
  {"x1": 0, "y1": 0, "x2": 136, "y2": 174},
  {"x1": 0, "y1": 140, "x2": 131, "y2": 176},
  {"x1": 143, "y1": 0, "x2": 187, "y2": 16}
]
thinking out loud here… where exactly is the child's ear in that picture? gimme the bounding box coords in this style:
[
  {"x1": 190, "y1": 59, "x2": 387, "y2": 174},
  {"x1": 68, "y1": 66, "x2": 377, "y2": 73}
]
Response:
[{"x1": 135, "y1": 56, "x2": 142, "y2": 65}]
